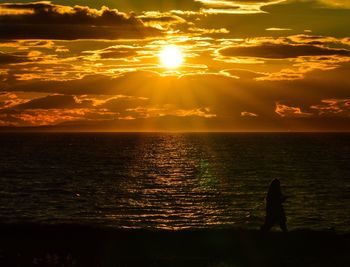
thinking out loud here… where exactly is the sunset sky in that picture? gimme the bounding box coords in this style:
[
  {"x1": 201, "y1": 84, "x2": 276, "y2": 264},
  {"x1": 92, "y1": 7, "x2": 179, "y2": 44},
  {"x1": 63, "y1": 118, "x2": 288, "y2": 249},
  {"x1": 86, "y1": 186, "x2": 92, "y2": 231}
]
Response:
[{"x1": 0, "y1": 0, "x2": 349, "y2": 131}]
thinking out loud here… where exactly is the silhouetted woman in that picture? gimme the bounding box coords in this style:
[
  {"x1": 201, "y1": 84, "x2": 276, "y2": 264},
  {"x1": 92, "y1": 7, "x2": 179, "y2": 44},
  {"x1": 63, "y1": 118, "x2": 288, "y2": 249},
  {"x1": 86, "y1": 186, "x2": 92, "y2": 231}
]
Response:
[{"x1": 261, "y1": 179, "x2": 287, "y2": 232}]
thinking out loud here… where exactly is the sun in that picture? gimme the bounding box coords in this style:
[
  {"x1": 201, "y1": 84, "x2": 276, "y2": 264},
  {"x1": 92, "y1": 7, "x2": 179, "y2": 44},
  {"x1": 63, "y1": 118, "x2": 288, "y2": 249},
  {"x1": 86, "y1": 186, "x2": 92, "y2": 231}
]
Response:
[{"x1": 159, "y1": 45, "x2": 184, "y2": 69}]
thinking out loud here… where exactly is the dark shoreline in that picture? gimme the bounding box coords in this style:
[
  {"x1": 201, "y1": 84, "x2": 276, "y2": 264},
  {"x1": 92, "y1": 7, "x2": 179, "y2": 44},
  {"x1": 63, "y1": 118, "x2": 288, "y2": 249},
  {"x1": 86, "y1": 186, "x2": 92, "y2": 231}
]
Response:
[{"x1": 0, "y1": 223, "x2": 349, "y2": 267}]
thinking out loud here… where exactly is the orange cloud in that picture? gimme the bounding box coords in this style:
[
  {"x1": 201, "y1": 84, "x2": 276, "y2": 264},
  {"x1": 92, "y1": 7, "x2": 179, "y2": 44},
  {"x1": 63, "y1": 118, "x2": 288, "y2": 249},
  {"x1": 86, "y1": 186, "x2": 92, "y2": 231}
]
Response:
[
  {"x1": 126, "y1": 105, "x2": 216, "y2": 119},
  {"x1": 241, "y1": 111, "x2": 258, "y2": 117},
  {"x1": 275, "y1": 103, "x2": 312, "y2": 117},
  {"x1": 311, "y1": 99, "x2": 350, "y2": 116}
]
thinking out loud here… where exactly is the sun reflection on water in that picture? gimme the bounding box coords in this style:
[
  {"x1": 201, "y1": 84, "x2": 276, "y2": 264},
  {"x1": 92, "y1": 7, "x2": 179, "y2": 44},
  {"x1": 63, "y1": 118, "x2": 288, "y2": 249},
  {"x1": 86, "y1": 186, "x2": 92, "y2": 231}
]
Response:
[{"x1": 105, "y1": 134, "x2": 243, "y2": 230}]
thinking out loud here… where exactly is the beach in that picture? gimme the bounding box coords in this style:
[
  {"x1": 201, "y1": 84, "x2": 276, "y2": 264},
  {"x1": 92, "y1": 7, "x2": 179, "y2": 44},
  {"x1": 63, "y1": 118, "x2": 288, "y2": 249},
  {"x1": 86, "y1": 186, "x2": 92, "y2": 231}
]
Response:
[{"x1": 0, "y1": 223, "x2": 349, "y2": 267}]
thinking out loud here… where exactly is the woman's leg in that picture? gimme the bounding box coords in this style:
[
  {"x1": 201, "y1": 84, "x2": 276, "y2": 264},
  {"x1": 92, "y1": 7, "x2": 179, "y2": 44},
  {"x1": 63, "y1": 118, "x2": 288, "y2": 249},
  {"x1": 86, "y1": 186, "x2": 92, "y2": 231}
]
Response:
[
  {"x1": 279, "y1": 219, "x2": 288, "y2": 233},
  {"x1": 261, "y1": 219, "x2": 274, "y2": 232}
]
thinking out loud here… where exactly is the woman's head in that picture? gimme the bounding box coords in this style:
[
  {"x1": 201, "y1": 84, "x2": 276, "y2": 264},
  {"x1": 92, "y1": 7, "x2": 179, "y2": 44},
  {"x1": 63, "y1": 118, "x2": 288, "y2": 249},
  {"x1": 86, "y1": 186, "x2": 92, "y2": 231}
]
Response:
[
  {"x1": 268, "y1": 178, "x2": 281, "y2": 196},
  {"x1": 271, "y1": 178, "x2": 280, "y2": 188}
]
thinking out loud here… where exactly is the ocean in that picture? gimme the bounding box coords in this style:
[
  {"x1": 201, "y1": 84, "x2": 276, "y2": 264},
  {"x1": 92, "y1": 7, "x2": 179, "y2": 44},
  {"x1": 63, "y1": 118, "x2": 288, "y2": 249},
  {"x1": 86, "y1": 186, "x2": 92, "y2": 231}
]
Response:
[{"x1": 0, "y1": 133, "x2": 349, "y2": 232}]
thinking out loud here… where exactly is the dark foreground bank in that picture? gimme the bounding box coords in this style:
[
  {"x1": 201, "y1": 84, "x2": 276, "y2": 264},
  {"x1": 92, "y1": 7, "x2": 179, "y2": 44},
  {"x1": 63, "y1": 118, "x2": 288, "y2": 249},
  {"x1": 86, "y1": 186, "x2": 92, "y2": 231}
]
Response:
[{"x1": 0, "y1": 224, "x2": 349, "y2": 267}]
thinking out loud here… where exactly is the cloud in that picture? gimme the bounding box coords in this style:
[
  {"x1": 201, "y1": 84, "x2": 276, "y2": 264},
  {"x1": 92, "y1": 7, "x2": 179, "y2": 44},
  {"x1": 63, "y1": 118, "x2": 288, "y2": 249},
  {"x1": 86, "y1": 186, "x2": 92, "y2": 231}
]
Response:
[
  {"x1": 274, "y1": 98, "x2": 350, "y2": 121},
  {"x1": 139, "y1": 11, "x2": 188, "y2": 30},
  {"x1": 266, "y1": 27, "x2": 292, "y2": 31},
  {"x1": 0, "y1": 108, "x2": 95, "y2": 126},
  {"x1": 216, "y1": 35, "x2": 350, "y2": 81},
  {"x1": 241, "y1": 111, "x2": 258, "y2": 117},
  {"x1": 125, "y1": 105, "x2": 216, "y2": 119},
  {"x1": 137, "y1": 10, "x2": 229, "y2": 36},
  {"x1": 0, "y1": 2, "x2": 161, "y2": 39},
  {"x1": 221, "y1": 68, "x2": 265, "y2": 79},
  {"x1": 195, "y1": 0, "x2": 286, "y2": 14},
  {"x1": 310, "y1": 99, "x2": 350, "y2": 116},
  {"x1": 83, "y1": 46, "x2": 139, "y2": 60},
  {"x1": 219, "y1": 43, "x2": 350, "y2": 59},
  {"x1": 287, "y1": 34, "x2": 340, "y2": 45},
  {"x1": 98, "y1": 96, "x2": 149, "y2": 113},
  {"x1": 275, "y1": 103, "x2": 312, "y2": 117},
  {"x1": 0, "y1": 72, "x2": 160, "y2": 95},
  {"x1": 0, "y1": 93, "x2": 118, "y2": 125},
  {"x1": 0, "y1": 92, "x2": 217, "y2": 126},
  {"x1": 256, "y1": 54, "x2": 350, "y2": 81},
  {"x1": 12, "y1": 94, "x2": 94, "y2": 110},
  {"x1": 0, "y1": 92, "x2": 25, "y2": 109},
  {"x1": 0, "y1": 51, "x2": 30, "y2": 64},
  {"x1": 342, "y1": 38, "x2": 350, "y2": 46}
]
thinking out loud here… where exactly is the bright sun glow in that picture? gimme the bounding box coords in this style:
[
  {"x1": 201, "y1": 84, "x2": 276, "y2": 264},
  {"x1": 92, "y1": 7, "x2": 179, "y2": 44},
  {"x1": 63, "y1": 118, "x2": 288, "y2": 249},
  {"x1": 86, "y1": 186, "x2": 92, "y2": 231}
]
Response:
[{"x1": 159, "y1": 45, "x2": 184, "y2": 69}]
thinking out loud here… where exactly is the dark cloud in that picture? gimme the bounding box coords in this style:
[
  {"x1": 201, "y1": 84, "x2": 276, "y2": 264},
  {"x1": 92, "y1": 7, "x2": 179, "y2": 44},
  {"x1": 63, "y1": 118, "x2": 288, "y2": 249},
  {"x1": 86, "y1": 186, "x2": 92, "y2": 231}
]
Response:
[
  {"x1": 0, "y1": 2, "x2": 161, "y2": 39},
  {"x1": 99, "y1": 96, "x2": 148, "y2": 112},
  {"x1": 196, "y1": 0, "x2": 281, "y2": 6},
  {"x1": 99, "y1": 0, "x2": 202, "y2": 12},
  {"x1": 194, "y1": 0, "x2": 285, "y2": 14},
  {"x1": 0, "y1": 51, "x2": 29, "y2": 64},
  {"x1": 287, "y1": 34, "x2": 338, "y2": 45},
  {"x1": 0, "y1": 2, "x2": 139, "y2": 25},
  {"x1": 84, "y1": 46, "x2": 138, "y2": 59},
  {"x1": 13, "y1": 94, "x2": 93, "y2": 110},
  {"x1": 140, "y1": 13, "x2": 186, "y2": 24},
  {"x1": 0, "y1": 72, "x2": 160, "y2": 95},
  {"x1": 100, "y1": 50, "x2": 137, "y2": 59},
  {"x1": 222, "y1": 69, "x2": 265, "y2": 80},
  {"x1": 219, "y1": 44, "x2": 350, "y2": 59}
]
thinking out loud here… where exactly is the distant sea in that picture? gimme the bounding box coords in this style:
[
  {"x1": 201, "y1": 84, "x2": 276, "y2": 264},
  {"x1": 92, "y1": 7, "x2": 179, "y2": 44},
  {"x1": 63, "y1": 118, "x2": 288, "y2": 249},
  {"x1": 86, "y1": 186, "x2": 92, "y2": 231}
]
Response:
[{"x1": 0, "y1": 133, "x2": 349, "y2": 232}]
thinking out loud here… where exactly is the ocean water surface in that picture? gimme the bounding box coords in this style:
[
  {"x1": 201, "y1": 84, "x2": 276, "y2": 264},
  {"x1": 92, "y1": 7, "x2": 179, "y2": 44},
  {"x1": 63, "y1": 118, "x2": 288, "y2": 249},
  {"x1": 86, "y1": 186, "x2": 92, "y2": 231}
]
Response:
[{"x1": 0, "y1": 133, "x2": 349, "y2": 232}]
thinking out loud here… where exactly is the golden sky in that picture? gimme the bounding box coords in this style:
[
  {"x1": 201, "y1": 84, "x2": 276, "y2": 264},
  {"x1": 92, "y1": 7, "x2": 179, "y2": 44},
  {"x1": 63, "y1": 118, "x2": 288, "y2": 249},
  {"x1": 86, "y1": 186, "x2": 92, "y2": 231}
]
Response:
[{"x1": 0, "y1": 0, "x2": 350, "y2": 131}]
